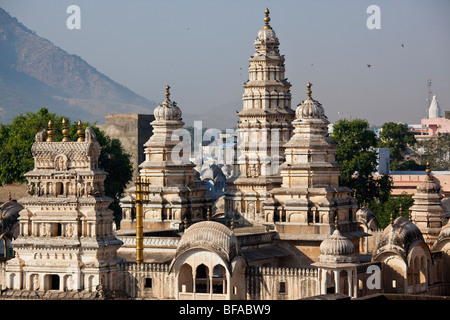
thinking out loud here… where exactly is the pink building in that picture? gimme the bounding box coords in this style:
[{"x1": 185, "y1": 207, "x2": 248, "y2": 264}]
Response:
[
  {"x1": 421, "y1": 117, "x2": 450, "y2": 137},
  {"x1": 390, "y1": 171, "x2": 450, "y2": 197},
  {"x1": 420, "y1": 94, "x2": 450, "y2": 137}
]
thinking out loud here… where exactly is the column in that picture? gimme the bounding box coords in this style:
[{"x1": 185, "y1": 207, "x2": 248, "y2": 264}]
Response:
[
  {"x1": 321, "y1": 269, "x2": 327, "y2": 294},
  {"x1": 347, "y1": 268, "x2": 353, "y2": 297},
  {"x1": 334, "y1": 269, "x2": 341, "y2": 294},
  {"x1": 353, "y1": 268, "x2": 358, "y2": 298}
]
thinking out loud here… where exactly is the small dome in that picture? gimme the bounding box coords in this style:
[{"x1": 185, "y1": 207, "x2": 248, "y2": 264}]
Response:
[
  {"x1": 319, "y1": 223, "x2": 355, "y2": 263},
  {"x1": 428, "y1": 94, "x2": 441, "y2": 118},
  {"x1": 256, "y1": 27, "x2": 278, "y2": 42},
  {"x1": 295, "y1": 82, "x2": 325, "y2": 120},
  {"x1": 154, "y1": 100, "x2": 182, "y2": 121},
  {"x1": 374, "y1": 216, "x2": 429, "y2": 262},
  {"x1": 153, "y1": 85, "x2": 182, "y2": 121},
  {"x1": 175, "y1": 221, "x2": 240, "y2": 263},
  {"x1": 296, "y1": 99, "x2": 325, "y2": 120},
  {"x1": 356, "y1": 206, "x2": 378, "y2": 231},
  {"x1": 417, "y1": 165, "x2": 440, "y2": 193}
]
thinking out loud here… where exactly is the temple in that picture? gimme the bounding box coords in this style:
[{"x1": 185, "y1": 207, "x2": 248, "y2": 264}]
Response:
[{"x1": 0, "y1": 8, "x2": 449, "y2": 301}]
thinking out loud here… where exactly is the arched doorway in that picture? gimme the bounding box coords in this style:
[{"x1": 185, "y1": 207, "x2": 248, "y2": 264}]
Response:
[
  {"x1": 212, "y1": 265, "x2": 227, "y2": 294},
  {"x1": 195, "y1": 264, "x2": 209, "y2": 293},
  {"x1": 178, "y1": 263, "x2": 193, "y2": 293}
]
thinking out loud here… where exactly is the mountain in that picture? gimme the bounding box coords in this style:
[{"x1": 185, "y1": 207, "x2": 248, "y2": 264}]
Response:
[{"x1": 0, "y1": 7, "x2": 157, "y2": 124}]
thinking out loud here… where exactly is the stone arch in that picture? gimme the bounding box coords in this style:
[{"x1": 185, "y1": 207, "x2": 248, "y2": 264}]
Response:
[
  {"x1": 178, "y1": 263, "x2": 193, "y2": 293},
  {"x1": 195, "y1": 264, "x2": 209, "y2": 293},
  {"x1": 212, "y1": 264, "x2": 227, "y2": 294}
]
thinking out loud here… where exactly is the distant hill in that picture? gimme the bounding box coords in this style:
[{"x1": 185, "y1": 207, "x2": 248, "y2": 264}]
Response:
[{"x1": 0, "y1": 7, "x2": 157, "y2": 124}]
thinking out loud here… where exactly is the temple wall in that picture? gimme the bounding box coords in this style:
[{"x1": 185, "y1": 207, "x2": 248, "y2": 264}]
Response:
[{"x1": 245, "y1": 266, "x2": 319, "y2": 300}]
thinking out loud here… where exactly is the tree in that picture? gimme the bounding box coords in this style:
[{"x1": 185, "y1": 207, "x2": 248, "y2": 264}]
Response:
[
  {"x1": 331, "y1": 118, "x2": 392, "y2": 206},
  {"x1": 415, "y1": 133, "x2": 450, "y2": 171},
  {"x1": 0, "y1": 108, "x2": 133, "y2": 224},
  {"x1": 369, "y1": 192, "x2": 414, "y2": 229},
  {"x1": 377, "y1": 122, "x2": 418, "y2": 170}
]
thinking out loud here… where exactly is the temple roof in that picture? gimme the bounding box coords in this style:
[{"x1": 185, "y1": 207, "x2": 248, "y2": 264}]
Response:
[
  {"x1": 373, "y1": 216, "x2": 431, "y2": 265},
  {"x1": 174, "y1": 221, "x2": 241, "y2": 264}
]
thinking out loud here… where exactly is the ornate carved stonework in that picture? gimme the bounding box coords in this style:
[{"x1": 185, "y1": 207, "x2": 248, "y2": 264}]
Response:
[{"x1": 5, "y1": 122, "x2": 123, "y2": 293}]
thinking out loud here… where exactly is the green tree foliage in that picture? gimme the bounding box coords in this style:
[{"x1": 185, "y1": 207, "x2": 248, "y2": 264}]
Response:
[
  {"x1": 368, "y1": 192, "x2": 414, "y2": 229},
  {"x1": 331, "y1": 118, "x2": 392, "y2": 206},
  {"x1": 416, "y1": 133, "x2": 450, "y2": 171},
  {"x1": 377, "y1": 122, "x2": 418, "y2": 170},
  {"x1": 0, "y1": 108, "x2": 133, "y2": 223}
]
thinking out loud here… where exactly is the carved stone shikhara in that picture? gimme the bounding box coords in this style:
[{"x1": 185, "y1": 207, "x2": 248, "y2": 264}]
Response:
[{"x1": 4, "y1": 124, "x2": 123, "y2": 294}]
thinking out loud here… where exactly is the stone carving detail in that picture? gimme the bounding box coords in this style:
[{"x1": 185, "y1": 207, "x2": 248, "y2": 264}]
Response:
[
  {"x1": 32, "y1": 274, "x2": 40, "y2": 290},
  {"x1": 247, "y1": 164, "x2": 260, "y2": 178},
  {"x1": 55, "y1": 154, "x2": 68, "y2": 171}
]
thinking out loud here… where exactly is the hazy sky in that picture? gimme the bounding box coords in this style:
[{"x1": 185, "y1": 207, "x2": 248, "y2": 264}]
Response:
[{"x1": 1, "y1": 0, "x2": 449, "y2": 126}]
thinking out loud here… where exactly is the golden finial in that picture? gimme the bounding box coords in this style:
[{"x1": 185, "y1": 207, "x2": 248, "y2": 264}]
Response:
[
  {"x1": 409, "y1": 210, "x2": 413, "y2": 222},
  {"x1": 46, "y1": 120, "x2": 54, "y2": 142},
  {"x1": 334, "y1": 215, "x2": 339, "y2": 231},
  {"x1": 230, "y1": 217, "x2": 235, "y2": 231},
  {"x1": 184, "y1": 216, "x2": 188, "y2": 231},
  {"x1": 263, "y1": 8, "x2": 271, "y2": 29},
  {"x1": 425, "y1": 161, "x2": 431, "y2": 177},
  {"x1": 164, "y1": 84, "x2": 171, "y2": 102},
  {"x1": 207, "y1": 210, "x2": 210, "y2": 221},
  {"x1": 399, "y1": 205, "x2": 403, "y2": 217},
  {"x1": 8, "y1": 191, "x2": 12, "y2": 202},
  {"x1": 62, "y1": 118, "x2": 70, "y2": 142},
  {"x1": 306, "y1": 82, "x2": 313, "y2": 100},
  {"x1": 77, "y1": 120, "x2": 85, "y2": 142},
  {"x1": 390, "y1": 212, "x2": 394, "y2": 225}
]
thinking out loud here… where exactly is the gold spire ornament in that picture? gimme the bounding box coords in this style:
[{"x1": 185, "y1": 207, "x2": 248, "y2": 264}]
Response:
[
  {"x1": 425, "y1": 161, "x2": 431, "y2": 180},
  {"x1": 62, "y1": 118, "x2": 70, "y2": 142},
  {"x1": 77, "y1": 120, "x2": 85, "y2": 142},
  {"x1": 263, "y1": 8, "x2": 271, "y2": 29},
  {"x1": 306, "y1": 82, "x2": 313, "y2": 100},
  {"x1": 164, "y1": 84, "x2": 171, "y2": 102},
  {"x1": 46, "y1": 120, "x2": 54, "y2": 142},
  {"x1": 334, "y1": 215, "x2": 339, "y2": 231}
]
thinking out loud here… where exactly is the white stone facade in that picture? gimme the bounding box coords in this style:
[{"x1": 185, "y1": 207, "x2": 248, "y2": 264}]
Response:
[{"x1": 4, "y1": 125, "x2": 123, "y2": 293}]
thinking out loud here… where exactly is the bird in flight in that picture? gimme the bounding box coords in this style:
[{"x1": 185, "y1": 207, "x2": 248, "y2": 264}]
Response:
[
  {"x1": 401, "y1": 43, "x2": 404, "y2": 47},
  {"x1": 367, "y1": 64, "x2": 372, "y2": 68}
]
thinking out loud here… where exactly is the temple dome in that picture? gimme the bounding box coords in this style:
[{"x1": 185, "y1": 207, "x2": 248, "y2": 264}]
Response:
[
  {"x1": 319, "y1": 223, "x2": 355, "y2": 263},
  {"x1": 153, "y1": 85, "x2": 182, "y2": 121},
  {"x1": 256, "y1": 27, "x2": 277, "y2": 42},
  {"x1": 428, "y1": 94, "x2": 441, "y2": 118},
  {"x1": 356, "y1": 205, "x2": 378, "y2": 231},
  {"x1": 373, "y1": 216, "x2": 431, "y2": 263},
  {"x1": 417, "y1": 165, "x2": 440, "y2": 193},
  {"x1": 255, "y1": 8, "x2": 278, "y2": 43},
  {"x1": 174, "y1": 221, "x2": 241, "y2": 263},
  {"x1": 295, "y1": 82, "x2": 325, "y2": 120}
]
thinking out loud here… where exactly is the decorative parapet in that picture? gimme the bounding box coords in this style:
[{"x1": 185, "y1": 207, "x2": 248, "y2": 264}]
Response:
[
  {"x1": 117, "y1": 236, "x2": 179, "y2": 248},
  {"x1": 118, "y1": 261, "x2": 170, "y2": 272},
  {"x1": 245, "y1": 265, "x2": 318, "y2": 277}
]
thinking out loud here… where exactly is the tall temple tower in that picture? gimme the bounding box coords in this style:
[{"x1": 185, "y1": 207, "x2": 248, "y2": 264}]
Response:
[
  {"x1": 264, "y1": 83, "x2": 360, "y2": 265},
  {"x1": 410, "y1": 163, "x2": 446, "y2": 247},
  {"x1": 6, "y1": 121, "x2": 123, "y2": 293},
  {"x1": 225, "y1": 9, "x2": 294, "y2": 225},
  {"x1": 137, "y1": 86, "x2": 213, "y2": 230}
]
